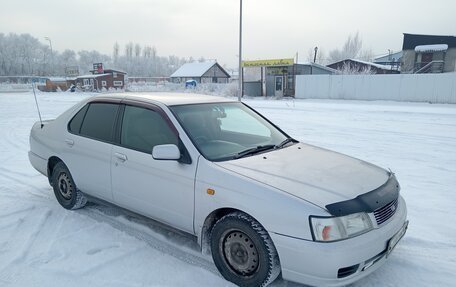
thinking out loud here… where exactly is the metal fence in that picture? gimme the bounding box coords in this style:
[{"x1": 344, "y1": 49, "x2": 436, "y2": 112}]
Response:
[{"x1": 296, "y1": 73, "x2": 456, "y2": 104}]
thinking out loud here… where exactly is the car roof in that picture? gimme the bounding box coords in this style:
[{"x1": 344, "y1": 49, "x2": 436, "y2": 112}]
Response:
[{"x1": 91, "y1": 92, "x2": 236, "y2": 106}]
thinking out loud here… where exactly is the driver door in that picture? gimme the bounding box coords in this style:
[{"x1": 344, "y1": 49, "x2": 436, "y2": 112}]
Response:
[{"x1": 111, "y1": 104, "x2": 195, "y2": 233}]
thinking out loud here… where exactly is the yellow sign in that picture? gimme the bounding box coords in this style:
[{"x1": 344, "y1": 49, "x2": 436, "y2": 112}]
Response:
[{"x1": 242, "y1": 58, "x2": 294, "y2": 67}]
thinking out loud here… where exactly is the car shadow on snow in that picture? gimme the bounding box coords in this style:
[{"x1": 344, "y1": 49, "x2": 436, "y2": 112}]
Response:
[{"x1": 80, "y1": 201, "x2": 306, "y2": 287}]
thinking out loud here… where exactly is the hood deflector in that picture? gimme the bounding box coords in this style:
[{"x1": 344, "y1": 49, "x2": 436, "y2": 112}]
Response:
[{"x1": 325, "y1": 173, "x2": 400, "y2": 216}]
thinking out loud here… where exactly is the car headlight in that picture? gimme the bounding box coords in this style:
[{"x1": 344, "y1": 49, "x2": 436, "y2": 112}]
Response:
[{"x1": 310, "y1": 213, "x2": 373, "y2": 242}]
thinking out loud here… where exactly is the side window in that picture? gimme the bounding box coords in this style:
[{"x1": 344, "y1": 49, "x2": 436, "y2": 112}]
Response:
[
  {"x1": 68, "y1": 104, "x2": 89, "y2": 134},
  {"x1": 79, "y1": 103, "x2": 119, "y2": 142},
  {"x1": 121, "y1": 105, "x2": 178, "y2": 153}
]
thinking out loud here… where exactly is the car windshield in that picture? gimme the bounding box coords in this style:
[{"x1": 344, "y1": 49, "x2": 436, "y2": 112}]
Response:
[{"x1": 170, "y1": 102, "x2": 291, "y2": 161}]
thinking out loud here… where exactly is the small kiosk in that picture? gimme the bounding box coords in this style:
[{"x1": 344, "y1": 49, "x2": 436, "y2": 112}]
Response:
[{"x1": 242, "y1": 58, "x2": 335, "y2": 97}]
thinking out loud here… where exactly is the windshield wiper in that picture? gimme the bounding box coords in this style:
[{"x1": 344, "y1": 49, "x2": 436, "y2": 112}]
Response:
[
  {"x1": 233, "y1": 138, "x2": 297, "y2": 160},
  {"x1": 275, "y1": 137, "x2": 297, "y2": 149},
  {"x1": 234, "y1": 144, "x2": 276, "y2": 159}
]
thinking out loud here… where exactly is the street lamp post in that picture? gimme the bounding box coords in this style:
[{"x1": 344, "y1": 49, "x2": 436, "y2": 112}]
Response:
[
  {"x1": 44, "y1": 37, "x2": 53, "y2": 55},
  {"x1": 238, "y1": 0, "x2": 243, "y2": 101}
]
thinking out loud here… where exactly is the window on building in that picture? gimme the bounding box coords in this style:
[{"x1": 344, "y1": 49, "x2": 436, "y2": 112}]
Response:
[
  {"x1": 113, "y1": 81, "x2": 123, "y2": 86},
  {"x1": 101, "y1": 81, "x2": 107, "y2": 86},
  {"x1": 287, "y1": 76, "x2": 294, "y2": 90}
]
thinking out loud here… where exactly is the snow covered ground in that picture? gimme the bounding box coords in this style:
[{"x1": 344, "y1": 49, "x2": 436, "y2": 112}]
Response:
[{"x1": 0, "y1": 91, "x2": 455, "y2": 287}]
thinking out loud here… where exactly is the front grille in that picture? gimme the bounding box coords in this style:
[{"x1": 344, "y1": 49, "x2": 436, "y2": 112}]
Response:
[
  {"x1": 338, "y1": 264, "x2": 359, "y2": 278},
  {"x1": 374, "y1": 198, "x2": 399, "y2": 225}
]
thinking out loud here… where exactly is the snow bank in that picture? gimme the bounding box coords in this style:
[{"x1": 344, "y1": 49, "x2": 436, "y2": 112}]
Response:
[{"x1": 127, "y1": 81, "x2": 239, "y2": 98}]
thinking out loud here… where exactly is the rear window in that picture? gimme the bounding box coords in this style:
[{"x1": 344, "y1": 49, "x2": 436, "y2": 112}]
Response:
[
  {"x1": 68, "y1": 104, "x2": 88, "y2": 134},
  {"x1": 79, "y1": 103, "x2": 119, "y2": 142}
]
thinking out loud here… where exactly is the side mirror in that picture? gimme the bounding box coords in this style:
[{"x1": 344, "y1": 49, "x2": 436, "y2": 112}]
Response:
[{"x1": 152, "y1": 144, "x2": 181, "y2": 161}]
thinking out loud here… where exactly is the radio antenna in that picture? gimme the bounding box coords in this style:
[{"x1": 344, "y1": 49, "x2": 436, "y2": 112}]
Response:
[{"x1": 32, "y1": 79, "x2": 43, "y2": 128}]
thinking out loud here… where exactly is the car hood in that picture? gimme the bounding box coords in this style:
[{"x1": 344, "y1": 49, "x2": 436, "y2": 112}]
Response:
[{"x1": 215, "y1": 143, "x2": 389, "y2": 209}]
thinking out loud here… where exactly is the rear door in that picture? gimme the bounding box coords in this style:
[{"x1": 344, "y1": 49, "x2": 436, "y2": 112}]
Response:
[
  {"x1": 65, "y1": 101, "x2": 120, "y2": 201},
  {"x1": 111, "y1": 103, "x2": 196, "y2": 233}
]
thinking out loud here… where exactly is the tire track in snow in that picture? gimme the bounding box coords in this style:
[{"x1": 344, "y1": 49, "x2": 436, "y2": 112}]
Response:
[
  {"x1": 10, "y1": 209, "x2": 53, "y2": 265},
  {"x1": 0, "y1": 169, "x2": 50, "y2": 200},
  {"x1": 1, "y1": 122, "x2": 29, "y2": 159},
  {"x1": 0, "y1": 167, "x2": 36, "y2": 178},
  {"x1": 0, "y1": 206, "x2": 35, "y2": 219},
  {"x1": 79, "y1": 248, "x2": 144, "y2": 277},
  {"x1": 0, "y1": 208, "x2": 54, "y2": 274}
]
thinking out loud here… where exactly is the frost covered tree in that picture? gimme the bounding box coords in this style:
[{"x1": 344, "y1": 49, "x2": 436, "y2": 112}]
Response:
[
  {"x1": 337, "y1": 61, "x2": 375, "y2": 75},
  {"x1": 0, "y1": 33, "x2": 50, "y2": 76},
  {"x1": 78, "y1": 50, "x2": 112, "y2": 74},
  {"x1": 0, "y1": 33, "x2": 192, "y2": 77}
]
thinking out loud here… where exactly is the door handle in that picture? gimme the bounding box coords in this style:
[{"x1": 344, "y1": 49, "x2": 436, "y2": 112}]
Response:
[
  {"x1": 114, "y1": 152, "x2": 127, "y2": 162},
  {"x1": 65, "y1": 139, "x2": 74, "y2": 147}
]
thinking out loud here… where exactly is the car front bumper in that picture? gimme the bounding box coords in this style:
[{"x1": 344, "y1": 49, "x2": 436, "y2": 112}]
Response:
[{"x1": 270, "y1": 196, "x2": 408, "y2": 287}]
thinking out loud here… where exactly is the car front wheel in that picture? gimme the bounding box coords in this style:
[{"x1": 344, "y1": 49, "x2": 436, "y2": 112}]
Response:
[
  {"x1": 51, "y1": 162, "x2": 87, "y2": 210},
  {"x1": 211, "y1": 212, "x2": 280, "y2": 287}
]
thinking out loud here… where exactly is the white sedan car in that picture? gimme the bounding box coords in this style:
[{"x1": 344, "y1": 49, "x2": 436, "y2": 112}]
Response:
[{"x1": 29, "y1": 93, "x2": 408, "y2": 287}]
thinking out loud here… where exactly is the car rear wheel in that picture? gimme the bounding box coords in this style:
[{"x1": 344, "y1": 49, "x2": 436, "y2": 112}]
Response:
[
  {"x1": 211, "y1": 212, "x2": 280, "y2": 287},
  {"x1": 51, "y1": 162, "x2": 87, "y2": 210}
]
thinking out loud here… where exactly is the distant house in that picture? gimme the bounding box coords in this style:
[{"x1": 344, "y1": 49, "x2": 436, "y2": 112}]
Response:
[
  {"x1": 401, "y1": 33, "x2": 456, "y2": 73},
  {"x1": 327, "y1": 59, "x2": 399, "y2": 74},
  {"x1": 373, "y1": 51, "x2": 402, "y2": 71},
  {"x1": 76, "y1": 69, "x2": 127, "y2": 91},
  {"x1": 374, "y1": 51, "x2": 403, "y2": 63},
  {"x1": 170, "y1": 61, "x2": 230, "y2": 84}
]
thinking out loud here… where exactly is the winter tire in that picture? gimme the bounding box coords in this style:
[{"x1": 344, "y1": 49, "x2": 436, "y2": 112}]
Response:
[
  {"x1": 51, "y1": 162, "x2": 87, "y2": 210},
  {"x1": 211, "y1": 212, "x2": 280, "y2": 287}
]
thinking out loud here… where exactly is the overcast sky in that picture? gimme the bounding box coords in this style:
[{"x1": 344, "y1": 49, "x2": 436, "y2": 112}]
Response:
[{"x1": 1, "y1": 0, "x2": 454, "y2": 67}]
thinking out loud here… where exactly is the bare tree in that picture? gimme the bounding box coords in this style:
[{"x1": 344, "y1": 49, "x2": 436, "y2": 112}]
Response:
[
  {"x1": 306, "y1": 47, "x2": 326, "y2": 65},
  {"x1": 134, "y1": 43, "x2": 141, "y2": 58},
  {"x1": 143, "y1": 45, "x2": 151, "y2": 58},
  {"x1": 113, "y1": 42, "x2": 119, "y2": 63},
  {"x1": 125, "y1": 42, "x2": 133, "y2": 59},
  {"x1": 328, "y1": 32, "x2": 364, "y2": 63},
  {"x1": 151, "y1": 46, "x2": 157, "y2": 60},
  {"x1": 306, "y1": 48, "x2": 314, "y2": 63},
  {"x1": 317, "y1": 48, "x2": 326, "y2": 65},
  {"x1": 359, "y1": 49, "x2": 374, "y2": 62}
]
